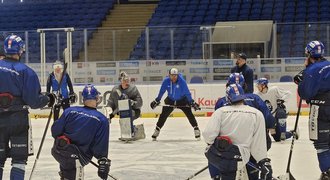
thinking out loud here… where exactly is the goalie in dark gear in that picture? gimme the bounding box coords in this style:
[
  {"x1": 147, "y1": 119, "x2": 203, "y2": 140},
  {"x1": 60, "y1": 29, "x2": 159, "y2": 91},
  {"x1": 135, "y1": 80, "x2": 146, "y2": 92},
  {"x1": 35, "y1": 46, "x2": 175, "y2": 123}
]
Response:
[
  {"x1": 106, "y1": 71, "x2": 145, "y2": 140},
  {"x1": 47, "y1": 60, "x2": 76, "y2": 120}
]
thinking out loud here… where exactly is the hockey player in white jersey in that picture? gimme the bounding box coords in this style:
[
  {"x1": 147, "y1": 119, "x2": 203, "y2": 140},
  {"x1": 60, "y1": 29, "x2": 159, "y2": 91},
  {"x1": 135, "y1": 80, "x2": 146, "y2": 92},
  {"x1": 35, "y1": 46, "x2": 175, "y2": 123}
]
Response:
[
  {"x1": 256, "y1": 78, "x2": 298, "y2": 142},
  {"x1": 203, "y1": 83, "x2": 272, "y2": 180}
]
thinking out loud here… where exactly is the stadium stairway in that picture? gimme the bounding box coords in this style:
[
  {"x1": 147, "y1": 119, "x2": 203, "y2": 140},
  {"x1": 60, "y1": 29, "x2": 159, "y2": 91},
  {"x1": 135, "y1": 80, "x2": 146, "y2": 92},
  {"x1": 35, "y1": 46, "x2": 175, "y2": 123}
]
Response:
[{"x1": 77, "y1": 4, "x2": 157, "y2": 61}]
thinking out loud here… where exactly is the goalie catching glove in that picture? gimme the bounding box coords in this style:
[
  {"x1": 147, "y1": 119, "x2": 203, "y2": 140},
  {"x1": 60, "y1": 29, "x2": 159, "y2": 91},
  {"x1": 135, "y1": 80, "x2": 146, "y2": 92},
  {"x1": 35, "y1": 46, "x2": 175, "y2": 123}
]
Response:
[
  {"x1": 98, "y1": 157, "x2": 111, "y2": 180},
  {"x1": 190, "y1": 100, "x2": 201, "y2": 111},
  {"x1": 150, "y1": 99, "x2": 160, "y2": 109}
]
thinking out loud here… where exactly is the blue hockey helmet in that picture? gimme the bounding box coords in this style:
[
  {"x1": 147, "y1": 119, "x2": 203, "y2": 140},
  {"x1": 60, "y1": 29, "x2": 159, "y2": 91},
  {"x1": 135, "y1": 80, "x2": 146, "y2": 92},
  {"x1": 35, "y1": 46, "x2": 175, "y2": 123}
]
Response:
[
  {"x1": 256, "y1": 78, "x2": 269, "y2": 86},
  {"x1": 82, "y1": 84, "x2": 101, "y2": 101},
  {"x1": 226, "y1": 83, "x2": 245, "y2": 103},
  {"x1": 227, "y1": 73, "x2": 245, "y2": 86},
  {"x1": 4, "y1": 34, "x2": 25, "y2": 55},
  {"x1": 305, "y1": 41, "x2": 324, "y2": 58}
]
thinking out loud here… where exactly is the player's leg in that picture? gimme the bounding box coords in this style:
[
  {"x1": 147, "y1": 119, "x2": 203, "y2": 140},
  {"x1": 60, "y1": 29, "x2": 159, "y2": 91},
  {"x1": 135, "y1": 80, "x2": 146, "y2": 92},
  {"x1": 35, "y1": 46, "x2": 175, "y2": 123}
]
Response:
[
  {"x1": 309, "y1": 105, "x2": 330, "y2": 179},
  {"x1": 0, "y1": 127, "x2": 10, "y2": 180},
  {"x1": 131, "y1": 109, "x2": 145, "y2": 140},
  {"x1": 180, "y1": 107, "x2": 200, "y2": 139},
  {"x1": 52, "y1": 139, "x2": 85, "y2": 180},
  {"x1": 9, "y1": 111, "x2": 30, "y2": 180},
  {"x1": 152, "y1": 106, "x2": 174, "y2": 140},
  {"x1": 53, "y1": 104, "x2": 61, "y2": 121}
]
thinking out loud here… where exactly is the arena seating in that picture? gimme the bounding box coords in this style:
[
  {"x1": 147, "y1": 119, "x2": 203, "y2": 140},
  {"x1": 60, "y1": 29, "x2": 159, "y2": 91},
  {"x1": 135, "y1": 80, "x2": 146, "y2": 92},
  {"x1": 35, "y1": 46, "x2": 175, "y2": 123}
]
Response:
[
  {"x1": 0, "y1": 0, "x2": 114, "y2": 62},
  {"x1": 129, "y1": 0, "x2": 329, "y2": 60}
]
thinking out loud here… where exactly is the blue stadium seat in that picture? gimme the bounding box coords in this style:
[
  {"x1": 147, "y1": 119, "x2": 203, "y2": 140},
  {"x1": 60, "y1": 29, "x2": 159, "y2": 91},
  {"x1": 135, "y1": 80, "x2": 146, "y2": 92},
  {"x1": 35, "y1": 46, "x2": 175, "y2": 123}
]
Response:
[
  {"x1": 280, "y1": 75, "x2": 293, "y2": 82},
  {"x1": 190, "y1": 76, "x2": 204, "y2": 83}
]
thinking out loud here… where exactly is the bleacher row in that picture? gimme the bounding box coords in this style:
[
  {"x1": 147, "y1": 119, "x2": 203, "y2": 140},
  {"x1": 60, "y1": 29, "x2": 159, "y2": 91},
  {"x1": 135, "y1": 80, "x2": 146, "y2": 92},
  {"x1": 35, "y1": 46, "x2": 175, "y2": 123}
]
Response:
[
  {"x1": 0, "y1": 0, "x2": 114, "y2": 62},
  {"x1": 129, "y1": 0, "x2": 330, "y2": 60},
  {"x1": 0, "y1": 0, "x2": 329, "y2": 61}
]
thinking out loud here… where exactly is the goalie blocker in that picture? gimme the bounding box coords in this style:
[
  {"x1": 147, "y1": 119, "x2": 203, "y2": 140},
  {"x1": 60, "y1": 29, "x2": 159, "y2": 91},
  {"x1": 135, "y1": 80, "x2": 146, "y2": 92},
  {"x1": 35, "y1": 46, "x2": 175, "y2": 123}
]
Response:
[{"x1": 118, "y1": 99, "x2": 145, "y2": 141}]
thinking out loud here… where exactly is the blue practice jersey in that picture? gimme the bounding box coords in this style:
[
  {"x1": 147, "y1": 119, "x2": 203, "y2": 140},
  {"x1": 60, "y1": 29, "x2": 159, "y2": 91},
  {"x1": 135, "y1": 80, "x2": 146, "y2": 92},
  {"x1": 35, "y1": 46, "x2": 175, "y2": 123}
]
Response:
[
  {"x1": 51, "y1": 106, "x2": 109, "y2": 163},
  {"x1": 156, "y1": 73, "x2": 193, "y2": 103},
  {"x1": 46, "y1": 72, "x2": 74, "y2": 99},
  {"x1": 298, "y1": 59, "x2": 330, "y2": 100},
  {"x1": 215, "y1": 93, "x2": 275, "y2": 129},
  {"x1": 0, "y1": 59, "x2": 48, "y2": 109}
]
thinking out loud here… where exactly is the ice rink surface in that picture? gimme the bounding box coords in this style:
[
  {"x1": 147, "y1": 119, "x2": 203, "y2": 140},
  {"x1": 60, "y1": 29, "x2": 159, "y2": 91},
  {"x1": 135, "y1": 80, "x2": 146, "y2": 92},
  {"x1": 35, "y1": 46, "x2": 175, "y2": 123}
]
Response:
[{"x1": 3, "y1": 115, "x2": 320, "y2": 180}]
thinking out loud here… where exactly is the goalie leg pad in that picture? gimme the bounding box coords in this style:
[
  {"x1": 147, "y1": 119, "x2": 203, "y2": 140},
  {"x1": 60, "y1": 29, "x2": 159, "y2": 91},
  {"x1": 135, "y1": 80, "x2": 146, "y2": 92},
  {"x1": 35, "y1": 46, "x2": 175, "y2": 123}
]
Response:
[
  {"x1": 119, "y1": 118, "x2": 133, "y2": 140},
  {"x1": 133, "y1": 124, "x2": 146, "y2": 140}
]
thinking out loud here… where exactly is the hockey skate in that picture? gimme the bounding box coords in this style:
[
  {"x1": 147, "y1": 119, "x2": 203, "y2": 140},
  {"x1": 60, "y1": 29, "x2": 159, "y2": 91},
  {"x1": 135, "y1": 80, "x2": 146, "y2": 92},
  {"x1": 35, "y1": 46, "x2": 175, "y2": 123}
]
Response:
[
  {"x1": 292, "y1": 127, "x2": 300, "y2": 140},
  {"x1": 151, "y1": 128, "x2": 160, "y2": 141},
  {"x1": 280, "y1": 132, "x2": 286, "y2": 143},
  {"x1": 320, "y1": 169, "x2": 330, "y2": 180},
  {"x1": 194, "y1": 128, "x2": 201, "y2": 140}
]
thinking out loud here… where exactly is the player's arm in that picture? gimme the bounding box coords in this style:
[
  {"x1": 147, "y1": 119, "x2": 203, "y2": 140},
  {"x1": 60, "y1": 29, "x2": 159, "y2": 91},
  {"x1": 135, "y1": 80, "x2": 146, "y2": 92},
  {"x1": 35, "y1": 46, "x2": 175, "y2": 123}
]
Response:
[
  {"x1": 250, "y1": 111, "x2": 268, "y2": 162},
  {"x1": 92, "y1": 117, "x2": 109, "y2": 159},
  {"x1": 202, "y1": 110, "x2": 222, "y2": 145},
  {"x1": 22, "y1": 68, "x2": 49, "y2": 109},
  {"x1": 130, "y1": 86, "x2": 143, "y2": 109},
  {"x1": 298, "y1": 70, "x2": 320, "y2": 100},
  {"x1": 254, "y1": 95, "x2": 276, "y2": 129},
  {"x1": 51, "y1": 110, "x2": 67, "y2": 138},
  {"x1": 245, "y1": 69, "x2": 254, "y2": 93}
]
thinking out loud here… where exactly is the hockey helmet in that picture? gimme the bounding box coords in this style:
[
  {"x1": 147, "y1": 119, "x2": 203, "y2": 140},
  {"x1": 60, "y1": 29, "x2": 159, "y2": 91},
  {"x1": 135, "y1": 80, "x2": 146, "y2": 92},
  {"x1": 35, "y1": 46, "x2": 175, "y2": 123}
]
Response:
[
  {"x1": 4, "y1": 34, "x2": 25, "y2": 55},
  {"x1": 227, "y1": 73, "x2": 245, "y2": 86},
  {"x1": 169, "y1": 68, "x2": 179, "y2": 75},
  {"x1": 305, "y1": 41, "x2": 324, "y2": 58},
  {"x1": 82, "y1": 84, "x2": 101, "y2": 101},
  {"x1": 226, "y1": 83, "x2": 245, "y2": 103},
  {"x1": 256, "y1": 78, "x2": 269, "y2": 86},
  {"x1": 118, "y1": 71, "x2": 129, "y2": 82}
]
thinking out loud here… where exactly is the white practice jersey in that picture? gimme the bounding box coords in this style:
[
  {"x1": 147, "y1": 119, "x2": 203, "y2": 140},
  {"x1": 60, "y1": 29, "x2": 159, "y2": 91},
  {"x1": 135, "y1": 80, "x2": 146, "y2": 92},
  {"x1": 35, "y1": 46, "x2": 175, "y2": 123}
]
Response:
[
  {"x1": 203, "y1": 104, "x2": 267, "y2": 164},
  {"x1": 256, "y1": 86, "x2": 291, "y2": 114}
]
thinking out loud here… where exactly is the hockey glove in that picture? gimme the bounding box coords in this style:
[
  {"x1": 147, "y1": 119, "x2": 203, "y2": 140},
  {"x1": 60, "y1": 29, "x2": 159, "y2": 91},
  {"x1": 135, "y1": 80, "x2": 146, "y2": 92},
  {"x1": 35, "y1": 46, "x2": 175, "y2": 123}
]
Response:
[
  {"x1": 47, "y1": 93, "x2": 56, "y2": 107},
  {"x1": 190, "y1": 101, "x2": 201, "y2": 111},
  {"x1": 258, "y1": 158, "x2": 273, "y2": 180},
  {"x1": 294, "y1": 71, "x2": 303, "y2": 85},
  {"x1": 276, "y1": 99, "x2": 286, "y2": 109},
  {"x1": 150, "y1": 99, "x2": 160, "y2": 109},
  {"x1": 98, "y1": 157, "x2": 111, "y2": 180},
  {"x1": 109, "y1": 113, "x2": 115, "y2": 120},
  {"x1": 69, "y1": 92, "x2": 77, "y2": 104}
]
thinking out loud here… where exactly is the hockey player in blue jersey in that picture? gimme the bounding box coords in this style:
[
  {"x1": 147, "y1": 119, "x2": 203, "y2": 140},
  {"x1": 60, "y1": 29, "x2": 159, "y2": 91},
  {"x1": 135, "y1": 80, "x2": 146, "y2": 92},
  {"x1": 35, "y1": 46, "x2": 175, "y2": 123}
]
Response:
[
  {"x1": 51, "y1": 84, "x2": 110, "y2": 180},
  {"x1": 0, "y1": 34, "x2": 55, "y2": 180},
  {"x1": 47, "y1": 60, "x2": 76, "y2": 120},
  {"x1": 256, "y1": 78, "x2": 297, "y2": 142},
  {"x1": 294, "y1": 41, "x2": 330, "y2": 179},
  {"x1": 211, "y1": 73, "x2": 275, "y2": 180},
  {"x1": 150, "y1": 68, "x2": 201, "y2": 140}
]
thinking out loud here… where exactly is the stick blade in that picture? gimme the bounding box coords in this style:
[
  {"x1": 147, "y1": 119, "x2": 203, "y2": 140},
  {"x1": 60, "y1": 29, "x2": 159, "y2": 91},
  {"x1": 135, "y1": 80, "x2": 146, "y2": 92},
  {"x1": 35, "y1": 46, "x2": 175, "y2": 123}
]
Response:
[{"x1": 277, "y1": 172, "x2": 296, "y2": 180}]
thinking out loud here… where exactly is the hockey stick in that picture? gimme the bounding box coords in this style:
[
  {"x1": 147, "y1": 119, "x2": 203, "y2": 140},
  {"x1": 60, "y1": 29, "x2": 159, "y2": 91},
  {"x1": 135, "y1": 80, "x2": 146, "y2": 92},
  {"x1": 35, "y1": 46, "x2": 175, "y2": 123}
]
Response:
[
  {"x1": 280, "y1": 98, "x2": 302, "y2": 180},
  {"x1": 90, "y1": 160, "x2": 119, "y2": 180},
  {"x1": 185, "y1": 165, "x2": 208, "y2": 180},
  {"x1": 29, "y1": 62, "x2": 68, "y2": 180},
  {"x1": 158, "y1": 104, "x2": 213, "y2": 110}
]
